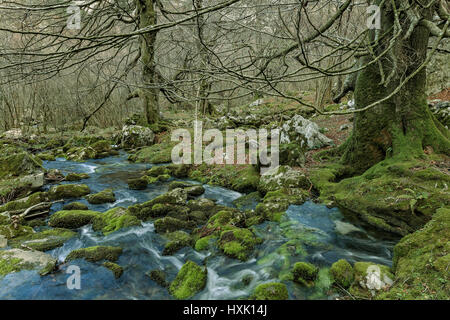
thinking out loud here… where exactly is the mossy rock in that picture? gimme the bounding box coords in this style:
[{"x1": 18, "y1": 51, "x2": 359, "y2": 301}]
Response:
[
  {"x1": 169, "y1": 261, "x2": 207, "y2": 299},
  {"x1": 0, "y1": 224, "x2": 34, "y2": 240},
  {"x1": 154, "y1": 217, "x2": 195, "y2": 233},
  {"x1": 127, "y1": 177, "x2": 148, "y2": 190},
  {"x1": 65, "y1": 246, "x2": 123, "y2": 263},
  {"x1": 167, "y1": 164, "x2": 191, "y2": 178},
  {"x1": 187, "y1": 198, "x2": 219, "y2": 217},
  {"x1": 128, "y1": 142, "x2": 176, "y2": 164},
  {"x1": 48, "y1": 210, "x2": 101, "y2": 229},
  {"x1": 218, "y1": 228, "x2": 262, "y2": 261},
  {"x1": 147, "y1": 166, "x2": 171, "y2": 177},
  {"x1": 103, "y1": 262, "x2": 123, "y2": 279},
  {"x1": 0, "y1": 249, "x2": 57, "y2": 277},
  {"x1": 378, "y1": 207, "x2": 450, "y2": 300},
  {"x1": 47, "y1": 184, "x2": 91, "y2": 200},
  {"x1": 292, "y1": 262, "x2": 319, "y2": 287},
  {"x1": 85, "y1": 189, "x2": 116, "y2": 204},
  {"x1": 258, "y1": 165, "x2": 309, "y2": 195},
  {"x1": 0, "y1": 151, "x2": 43, "y2": 180},
  {"x1": 9, "y1": 228, "x2": 76, "y2": 252},
  {"x1": 349, "y1": 262, "x2": 394, "y2": 299},
  {"x1": 0, "y1": 192, "x2": 48, "y2": 214},
  {"x1": 330, "y1": 259, "x2": 354, "y2": 289},
  {"x1": 194, "y1": 235, "x2": 217, "y2": 251},
  {"x1": 232, "y1": 192, "x2": 262, "y2": 211},
  {"x1": 63, "y1": 202, "x2": 89, "y2": 211},
  {"x1": 65, "y1": 173, "x2": 90, "y2": 182},
  {"x1": 250, "y1": 283, "x2": 289, "y2": 300},
  {"x1": 92, "y1": 207, "x2": 141, "y2": 235},
  {"x1": 148, "y1": 269, "x2": 168, "y2": 287},
  {"x1": 162, "y1": 231, "x2": 194, "y2": 255},
  {"x1": 37, "y1": 153, "x2": 56, "y2": 161}
]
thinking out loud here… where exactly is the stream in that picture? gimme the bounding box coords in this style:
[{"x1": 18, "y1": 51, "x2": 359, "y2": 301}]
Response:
[{"x1": 0, "y1": 153, "x2": 397, "y2": 299}]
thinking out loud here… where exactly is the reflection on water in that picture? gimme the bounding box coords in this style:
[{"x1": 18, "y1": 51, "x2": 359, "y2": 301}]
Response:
[{"x1": 0, "y1": 152, "x2": 397, "y2": 299}]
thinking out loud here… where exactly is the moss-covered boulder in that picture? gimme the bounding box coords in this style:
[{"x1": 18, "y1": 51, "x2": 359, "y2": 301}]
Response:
[
  {"x1": 250, "y1": 283, "x2": 289, "y2": 300},
  {"x1": 169, "y1": 261, "x2": 207, "y2": 299},
  {"x1": 154, "y1": 217, "x2": 195, "y2": 233},
  {"x1": 120, "y1": 125, "x2": 155, "y2": 150},
  {"x1": 0, "y1": 151, "x2": 43, "y2": 179},
  {"x1": 0, "y1": 249, "x2": 57, "y2": 277},
  {"x1": 127, "y1": 177, "x2": 148, "y2": 190},
  {"x1": 349, "y1": 262, "x2": 394, "y2": 299},
  {"x1": 103, "y1": 262, "x2": 123, "y2": 279},
  {"x1": 48, "y1": 210, "x2": 100, "y2": 229},
  {"x1": 0, "y1": 224, "x2": 34, "y2": 240},
  {"x1": 66, "y1": 146, "x2": 97, "y2": 161},
  {"x1": 379, "y1": 207, "x2": 449, "y2": 300},
  {"x1": 330, "y1": 259, "x2": 354, "y2": 289},
  {"x1": 37, "y1": 153, "x2": 56, "y2": 161},
  {"x1": 0, "y1": 192, "x2": 48, "y2": 214},
  {"x1": 65, "y1": 173, "x2": 90, "y2": 182},
  {"x1": 218, "y1": 228, "x2": 262, "y2": 261},
  {"x1": 92, "y1": 207, "x2": 141, "y2": 235},
  {"x1": 194, "y1": 235, "x2": 216, "y2": 251},
  {"x1": 63, "y1": 202, "x2": 89, "y2": 211},
  {"x1": 258, "y1": 165, "x2": 309, "y2": 195},
  {"x1": 162, "y1": 231, "x2": 194, "y2": 255},
  {"x1": 128, "y1": 142, "x2": 175, "y2": 163},
  {"x1": 65, "y1": 246, "x2": 123, "y2": 263},
  {"x1": 47, "y1": 184, "x2": 90, "y2": 200},
  {"x1": 292, "y1": 262, "x2": 319, "y2": 286},
  {"x1": 147, "y1": 166, "x2": 171, "y2": 177},
  {"x1": 85, "y1": 189, "x2": 116, "y2": 204},
  {"x1": 9, "y1": 228, "x2": 76, "y2": 252}
]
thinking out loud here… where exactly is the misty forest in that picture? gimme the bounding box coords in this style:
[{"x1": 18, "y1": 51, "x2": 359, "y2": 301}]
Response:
[{"x1": 0, "y1": 0, "x2": 449, "y2": 300}]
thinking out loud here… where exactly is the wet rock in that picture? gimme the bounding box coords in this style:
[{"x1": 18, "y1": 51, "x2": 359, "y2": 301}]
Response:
[
  {"x1": 103, "y1": 262, "x2": 123, "y2": 279},
  {"x1": 0, "y1": 249, "x2": 57, "y2": 277},
  {"x1": 9, "y1": 228, "x2": 77, "y2": 252},
  {"x1": 65, "y1": 246, "x2": 123, "y2": 263},
  {"x1": 154, "y1": 217, "x2": 195, "y2": 233},
  {"x1": 169, "y1": 261, "x2": 207, "y2": 299},
  {"x1": 218, "y1": 228, "x2": 262, "y2": 261},
  {"x1": 85, "y1": 189, "x2": 116, "y2": 204},
  {"x1": 280, "y1": 115, "x2": 333, "y2": 150},
  {"x1": 148, "y1": 269, "x2": 168, "y2": 287},
  {"x1": 162, "y1": 231, "x2": 194, "y2": 255},
  {"x1": 120, "y1": 125, "x2": 155, "y2": 150},
  {"x1": 127, "y1": 177, "x2": 148, "y2": 190}
]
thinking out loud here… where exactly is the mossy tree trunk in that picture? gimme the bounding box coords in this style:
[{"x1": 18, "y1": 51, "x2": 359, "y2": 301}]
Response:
[
  {"x1": 137, "y1": 0, "x2": 159, "y2": 125},
  {"x1": 341, "y1": 1, "x2": 450, "y2": 173}
]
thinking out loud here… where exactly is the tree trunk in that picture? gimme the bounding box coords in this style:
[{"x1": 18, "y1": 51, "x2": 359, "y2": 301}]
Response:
[
  {"x1": 137, "y1": 0, "x2": 159, "y2": 124},
  {"x1": 341, "y1": 2, "x2": 450, "y2": 173}
]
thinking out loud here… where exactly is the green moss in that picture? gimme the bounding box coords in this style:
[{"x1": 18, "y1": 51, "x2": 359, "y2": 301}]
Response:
[
  {"x1": 37, "y1": 153, "x2": 55, "y2": 161},
  {"x1": 148, "y1": 269, "x2": 168, "y2": 287},
  {"x1": 103, "y1": 262, "x2": 123, "y2": 279},
  {"x1": 47, "y1": 184, "x2": 91, "y2": 200},
  {"x1": 0, "y1": 192, "x2": 48, "y2": 214},
  {"x1": 378, "y1": 208, "x2": 449, "y2": 300},
  {"x1": 218, "y1": 228, "x2": 262, "y2": 261},
  {"x1": 194, "y1": 235, "x2": 216, "y2": 251},
  {"x1": 154, "y1": 217, "x2": 195, "y2": 233},
  {"x1": 65, "y1": 246, "x2": 123, "y2": 262},
  {"x1": 48, "y1": 210, "x2": 101, "y2": 229},
  {"x1": 0, "y1": 224, "x2": 34, "y2": 239},
  {"x1": 349, "y1": 262, "x2": 394, "y2": 300},
  {"x1": 92, "y1": 207, "x2": 141, "y2": 235},
  {"x1": 169, "y1": 260, "x2": 207, "y2": 299},
  {"x1": 0, "y1": 249, "x2": 57, "y2": 277},
  {"x1": 292, "y1": 262, "x2": 319, "y2": 287},
  {"x1": 9, "y1": 228, "x2": 77, "y2": 251},
  {"x1": 127, "y1": 177, "x2": 148, "y2": 190},
  {"x1": 147, "y1": 165, "x2": 171, "y2": 177},
  {"x1": 232, "y1": 192, "x2": 262, "y2": 210},
  {"x1": 0, "y1": 151, "x2": 43, "y2": 179},
  {"x1": 162, "y1": 231, "x2": 194, "y2": 255},
  {"x1": 65, "y1": 173, "x2": 90, "y2": 182},
  {"x1": 63, "y1": 202, "x2": 89, "y2": 211},
  {"x1": 85, "y1": 189, "x2": 116, "y2": 204},
  {"x1": 330, "y1": 259, "x2": 354, "y2": 289},
  {"x1": 251, "y1": 283, "x2": 289, "y2": 300},
  {"x1": 128, "y1": 142, "x2": 177, "y2": 164}
]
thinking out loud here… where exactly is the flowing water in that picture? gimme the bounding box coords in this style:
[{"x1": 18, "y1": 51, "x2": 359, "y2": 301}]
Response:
[{"x1": 0, "y1": 153, "x2": 398, "y2": 300}]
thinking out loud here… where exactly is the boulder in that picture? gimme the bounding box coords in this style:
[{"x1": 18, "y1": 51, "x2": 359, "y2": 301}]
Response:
[
  {"x1": 65, "y1": 246, "x2": 123, "y2": 263},
  {"x1": 280, "y1": 115, "x2": 333, "y2": 150},
  {"x1": 250, "y1": 283, "x2": 289, "y2": 300},
  {"x1": 47, "y1": 184, "x2": 90, "y2": 200},
  {"x1": 169, "y1": 260, "x2": 207, "y2": 299},
  {"x1": 127, "y1": 177, "x2": 148, "y2": 190},
  {"x1": 258, "y1": 165, "x2": 309, "y2": 194},
  {"x1": 85, "y1": 189, "x2": 116, "y2": 204},
  {"x1": 120, "y1": 125, "x2": 155, "y2": 149},
  {"x1": 48, "y1": 210, "x2": 100, "y2": 229},
  {"x1": 0, "y1": 249, "x2": 57, "y2": 277}
]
